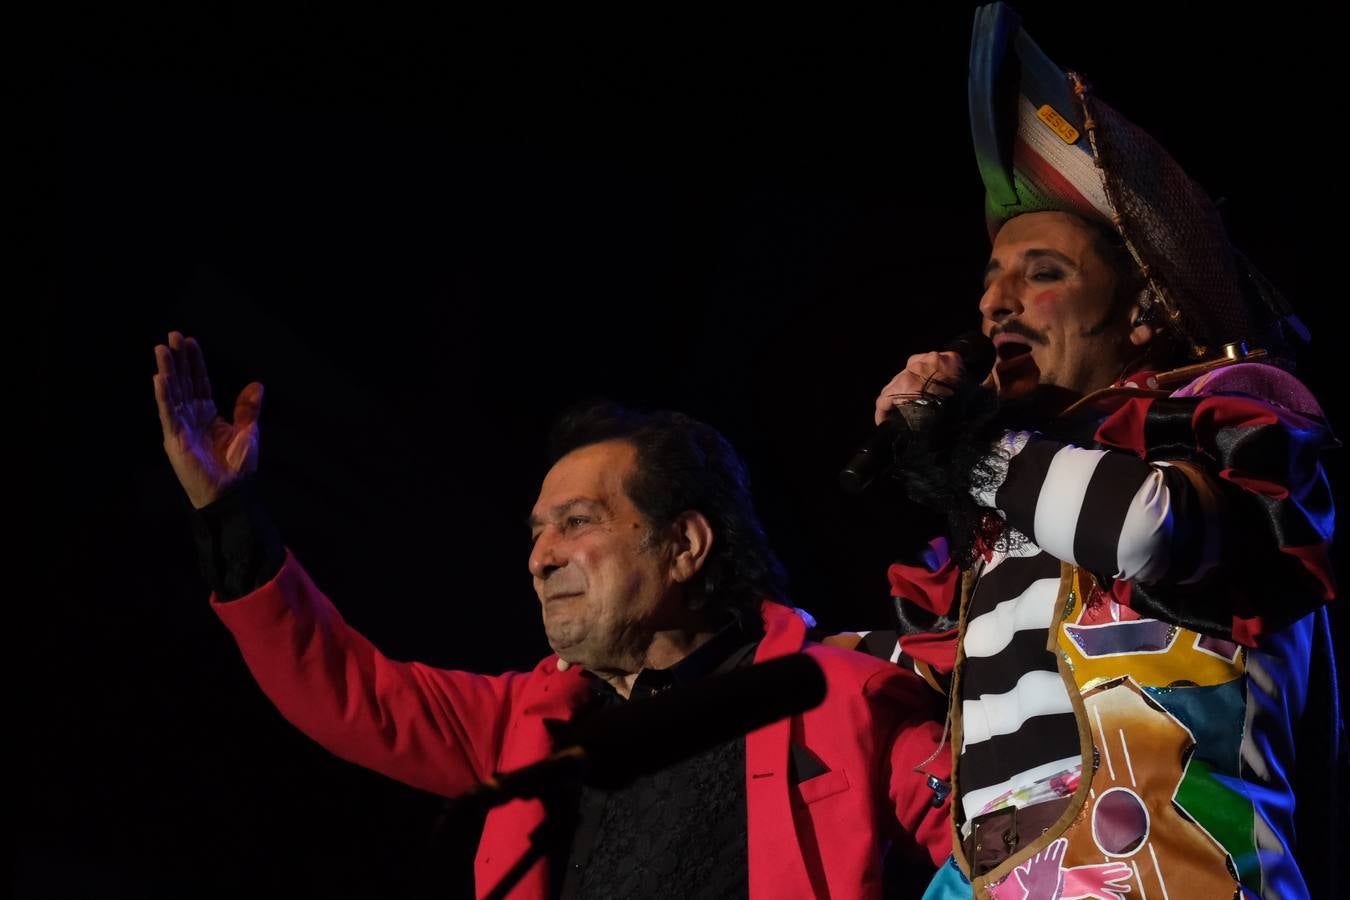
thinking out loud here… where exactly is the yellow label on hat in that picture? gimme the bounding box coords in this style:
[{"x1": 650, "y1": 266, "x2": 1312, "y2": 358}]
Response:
[{"x1": 1037, "y1": 105, "x2": 1080, "y2": 144}]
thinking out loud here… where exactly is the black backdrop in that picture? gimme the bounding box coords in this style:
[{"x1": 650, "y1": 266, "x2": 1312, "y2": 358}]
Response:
[{"x1": 42, "y1": 3, "x2": 1336, "y2": 897}]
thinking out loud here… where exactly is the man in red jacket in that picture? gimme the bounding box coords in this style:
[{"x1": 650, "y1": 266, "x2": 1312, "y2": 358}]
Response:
[{"x1": 153, "y1": 331, "x2": 951, "y2": 898}]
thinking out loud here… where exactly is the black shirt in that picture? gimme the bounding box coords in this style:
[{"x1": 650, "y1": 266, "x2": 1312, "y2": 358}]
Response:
[{"x1": 558, "y1": 617, "x2": 762, "y2": 899}]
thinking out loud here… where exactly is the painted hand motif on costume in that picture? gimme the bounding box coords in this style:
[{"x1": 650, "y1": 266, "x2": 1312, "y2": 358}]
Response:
[
  {"x1": 991, "y1": 838, "x2": 1133, "y2": 900},
  {"x1": 1009, "y1": 839, "x2": 1066, "y2": 898}
]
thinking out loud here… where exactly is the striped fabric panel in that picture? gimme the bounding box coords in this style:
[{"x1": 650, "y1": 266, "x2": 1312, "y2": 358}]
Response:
[
  {"x1": 1030, "y1": 442, "x2": 1106, "y2": 560},
  {"x1": 969, "y1": 547, "x2": 1060, "y2": 603},
  {"x1": 961, "y1": 669, "x2": 1073, "y2": 745},
  {"x1": 960, "y1": 629, "x2": 1059, "y2": 699},
  {"x1": 1072, "y1": 452, "x2": 1165, "y2": 579},
  {"x1": 960, "y1": 708, "x2": 1081, "y2": 795},
  {"x1": 1011, "y1": 95, "x2": 1112, "y2": 221},
  {"x1": 960, "y1": 706, "x2": 1082, "y2": 818},
  {"x1": 990, "y1": 438, "x2": 1059, "y2": 528},
  {"x1": 958, "y1": 547, "x2": 1078, "y2": 813},
  {"x1": 985, "y1": 435, "x2": 1205, "y2": 582},
  {"x1": 962, "y1": 576, "x2": 1062, "y2": 658}
]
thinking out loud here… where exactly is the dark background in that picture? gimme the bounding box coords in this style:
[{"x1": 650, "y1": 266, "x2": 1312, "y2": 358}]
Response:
[{"x1": 41, "y1": 3, "x2": 1336, "y2": 897}]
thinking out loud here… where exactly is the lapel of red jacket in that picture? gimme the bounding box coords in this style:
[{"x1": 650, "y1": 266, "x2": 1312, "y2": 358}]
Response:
[{"x1": 745, "y1": 601, "x2": 814, "y2": 895}]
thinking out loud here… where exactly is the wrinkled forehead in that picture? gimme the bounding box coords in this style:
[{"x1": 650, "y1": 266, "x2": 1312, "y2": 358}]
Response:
[{"x1": 532, "y1": 440, "x2": 637, "y2": 517}]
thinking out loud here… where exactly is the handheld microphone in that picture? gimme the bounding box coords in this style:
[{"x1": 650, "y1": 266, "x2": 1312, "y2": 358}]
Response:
[{"x1": 838, "y1": 331, "x2": 995, "y2": 494}]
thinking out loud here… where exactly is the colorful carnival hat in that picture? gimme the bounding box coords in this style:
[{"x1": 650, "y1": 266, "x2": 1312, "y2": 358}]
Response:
[{"x1": 967, "y1": 2, "x2": 1305, "y2": 359}]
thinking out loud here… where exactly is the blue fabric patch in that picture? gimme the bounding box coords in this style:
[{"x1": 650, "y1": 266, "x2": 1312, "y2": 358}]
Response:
[
  {"x1": 922, "y1": 855, "x2": 972, "y2": 900},
  {"x1": 1144, "y1": 678, "x2": 1245, "y2": 774}
]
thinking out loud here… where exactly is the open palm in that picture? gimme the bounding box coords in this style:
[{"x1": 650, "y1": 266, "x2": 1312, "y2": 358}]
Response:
[{"x1": 152, "y1": 331, "x2": 263, "y2": 509}]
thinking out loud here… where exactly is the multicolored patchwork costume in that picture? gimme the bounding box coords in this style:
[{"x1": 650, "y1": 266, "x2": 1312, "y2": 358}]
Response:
[
  {"x1": 962, "y1": 361, "x2": 1329, "y2": 897},
  {"x1": 843, "y1": 359, "x2": 1337, "y2": 899},
  {"x1": 844, "y1": 6, "x2": 1339, "y2": 897}
]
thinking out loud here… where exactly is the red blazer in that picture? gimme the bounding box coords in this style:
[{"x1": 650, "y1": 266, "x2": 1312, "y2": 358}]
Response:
[{"x1": 214, "y1": 552, "x2": 951, "y2": 898}]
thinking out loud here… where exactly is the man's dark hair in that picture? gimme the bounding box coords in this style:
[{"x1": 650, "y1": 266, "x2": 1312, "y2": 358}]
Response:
[
  {"x1": 1080, "y1": 215, "x2": 1189, "y2": 371},
  {"x1": 546, "y1": 402, "x2": 788, "y2": 618}
]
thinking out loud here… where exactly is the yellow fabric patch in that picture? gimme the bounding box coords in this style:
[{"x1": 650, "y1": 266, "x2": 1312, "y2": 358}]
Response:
[
  {"x1": 1057, "y1": 569, "x2": 1244, "y2": 690},
  {"x1": 1037, "y1": 104, "x2": 1080, "y2": 144}
]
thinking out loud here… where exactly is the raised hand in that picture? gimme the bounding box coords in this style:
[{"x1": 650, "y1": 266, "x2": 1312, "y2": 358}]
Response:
[
  {"x1": 152, "y1": 331, "x2": 263, "y2": 508},
  {"x1": 872, "y1": 349, "x2": 968, "y2": 426}
]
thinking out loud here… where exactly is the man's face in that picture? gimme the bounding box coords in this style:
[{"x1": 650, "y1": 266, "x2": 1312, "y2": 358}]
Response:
[
  {"x1": 528, "y1": 440, "x2": 680, "y2": 672},
  {"x1": 980, "y1": 211, "x2": 1139, "y2": 399}
]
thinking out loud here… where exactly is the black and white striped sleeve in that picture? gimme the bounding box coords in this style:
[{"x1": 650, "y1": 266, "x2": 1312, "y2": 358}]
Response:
[{"x1": 973, "y1": 432, "x2": 1216, "y2": 584}]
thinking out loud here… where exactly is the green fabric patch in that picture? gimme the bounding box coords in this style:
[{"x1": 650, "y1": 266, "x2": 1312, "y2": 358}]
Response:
[{"x1": 1174, "y1": 758, "x2": 1258, "y2": 890}]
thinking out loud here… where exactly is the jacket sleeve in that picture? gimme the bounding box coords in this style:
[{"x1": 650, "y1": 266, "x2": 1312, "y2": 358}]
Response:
[
  {"x1": 866, "y1": 665, "x2": 953, "y2": 868},
  {"x1": 972, "y1": 364, "x2": 1336, "y2": 646},
  {"x1": 212, "y1": 550, "x2": 525, "y2": 798}
]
